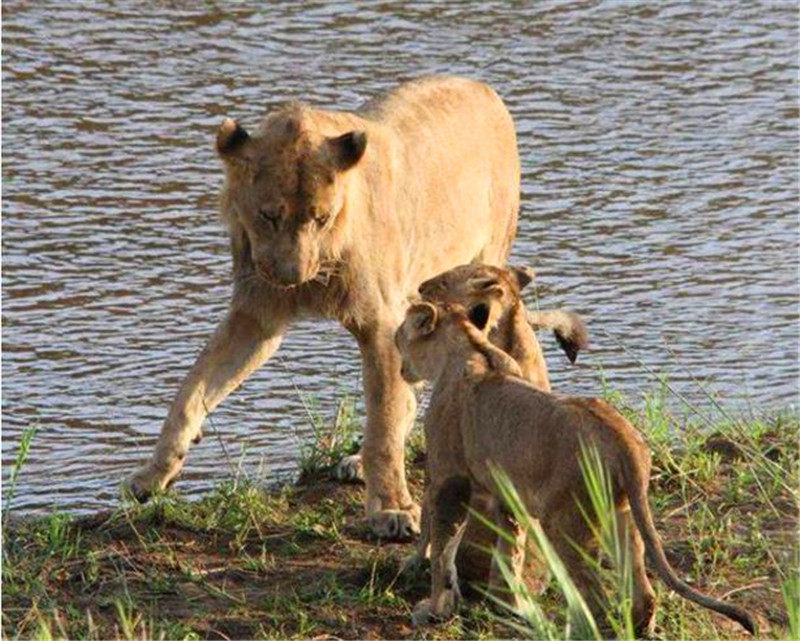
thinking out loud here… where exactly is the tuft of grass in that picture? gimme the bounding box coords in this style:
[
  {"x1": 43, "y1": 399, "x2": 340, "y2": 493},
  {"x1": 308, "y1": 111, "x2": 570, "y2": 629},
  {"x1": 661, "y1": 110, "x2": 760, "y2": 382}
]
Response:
[
  {"x1": 3, "y1": 423, "x2": 39, "y2": 524},
  {"x1": 485, "y1": 445, "x2": 640, "y2": 641},
  {"x1": 485, "y1": 467, "x2": 599, "y2": 640},
  {"x1": 2, "y1": 389, "x2": 798, "y2": 640},
  {"x1": 297, "y1": 395, "x2": 362, "y2": 479},
  {"x1": 782, "y1": 569, "x2": 800, "y2": 641}
]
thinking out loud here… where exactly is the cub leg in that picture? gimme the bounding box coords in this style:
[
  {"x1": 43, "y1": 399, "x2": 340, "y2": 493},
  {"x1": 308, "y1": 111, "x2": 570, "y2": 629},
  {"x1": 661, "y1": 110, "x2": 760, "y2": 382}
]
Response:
[
  {"x1": 487, "y1": 501, "x2": 526, "y2": 610},
  {"x1": 455, "y1": 491, "x2": 498, "y2": 588},
  {"x1": 547, "y1": 511, "x2": 606, "y2": 632},
  {"x1": 126, "y1": 307, "x2": 286, "y2": 500},
  {"x1": 413, "y1": 476, "x2": 471, "y2": 625},
  {"x1": 401, "y1": 487, "x2": 432, "y2": 575},
  {"x1": 618, "y1": 506, "x2": 656, "y2": 637}
]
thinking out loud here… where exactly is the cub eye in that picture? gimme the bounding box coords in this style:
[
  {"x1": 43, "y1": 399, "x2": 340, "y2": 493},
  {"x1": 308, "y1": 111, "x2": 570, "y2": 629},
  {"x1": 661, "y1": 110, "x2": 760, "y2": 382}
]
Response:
[{"x1": 258, "y1": 207, "x2": 280, "y2": 229}]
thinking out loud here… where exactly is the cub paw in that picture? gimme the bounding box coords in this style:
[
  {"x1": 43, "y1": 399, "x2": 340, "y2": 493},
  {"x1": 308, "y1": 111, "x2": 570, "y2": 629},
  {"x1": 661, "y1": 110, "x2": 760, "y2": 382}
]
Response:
[
  {"x1": 412, "y1": 598, "x2": 434, "y2": 626},
  {"x1": 369, "y1": 507, "x2": 420, "y2": 541},
  {"x1": 333, "y1": 453, "x2": 364, "y2": 484},
  {"x1": 411, "y1": 590, "x2": 458, "y2": 625}
]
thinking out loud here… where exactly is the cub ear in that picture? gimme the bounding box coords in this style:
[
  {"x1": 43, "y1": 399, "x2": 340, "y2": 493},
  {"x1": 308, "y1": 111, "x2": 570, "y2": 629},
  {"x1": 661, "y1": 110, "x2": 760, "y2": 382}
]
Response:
[
  {"x1": 468, "y1": 300, "x2": 502, "y2": 332},
  {"x1": 468, "y1": 302, "x2": 491, "y2": 330},
  {"x1": 216, "y1": 117, "x2": 250, "y2": 157},
  {"x1": 407, "y1": 302, "x2": 438, "y2": 337},
  {"x1": 328, "y1": 131, "x2": 367, "y2": 171},
  {"x1": 468, "y1": 277, "x2": 505, "y2": 298},
  {"x1": 509, "y1": 265, "x2": 536, "y2": 291}
]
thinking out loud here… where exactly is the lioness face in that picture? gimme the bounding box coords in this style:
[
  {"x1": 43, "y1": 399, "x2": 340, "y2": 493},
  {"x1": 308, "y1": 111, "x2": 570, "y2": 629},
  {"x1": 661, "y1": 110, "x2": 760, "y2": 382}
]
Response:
[
  {"x1": 418, "y1": 263, "x2": 534, "y2": 317},
  {"x1": 216, "y1": 112, "x2": 367, "y2": 287}
]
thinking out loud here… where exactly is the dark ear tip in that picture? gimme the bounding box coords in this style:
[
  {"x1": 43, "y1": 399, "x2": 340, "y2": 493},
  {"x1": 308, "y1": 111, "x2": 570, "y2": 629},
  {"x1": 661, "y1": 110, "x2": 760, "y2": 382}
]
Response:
[
  {"x1": 343, "y1": 130, "x2": 367, "y2": 148},
  {"x1": 331, "y1": 130, "x2": 367, "y2": 169},
  {"x1": 510, "y1": 265, "x2": 536, "y2": 290},
  {"x1": 217, "y1": 117, "x2": 249, "y2": 155}
]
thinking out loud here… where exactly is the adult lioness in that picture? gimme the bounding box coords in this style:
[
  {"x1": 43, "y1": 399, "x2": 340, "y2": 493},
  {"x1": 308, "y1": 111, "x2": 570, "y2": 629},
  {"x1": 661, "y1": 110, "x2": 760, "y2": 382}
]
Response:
[
  {"x1": 396, "y1": 300, "x2": 755, "y2": 636},
  {"x1": 125, "y1": 76, "x2": 520, "y2": 539},
  {"x1": 417, "y1": 263, "x2": 588, "y2": 592}
]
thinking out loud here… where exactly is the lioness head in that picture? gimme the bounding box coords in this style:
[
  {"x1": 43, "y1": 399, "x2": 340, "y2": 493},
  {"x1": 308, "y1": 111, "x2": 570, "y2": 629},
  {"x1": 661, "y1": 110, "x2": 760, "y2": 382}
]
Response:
[
  {"x1": 216, "y1": 106, "x2": 367, "y2": 287},
  {"x1": 396, "y1": 300, "x2": 499, "y2": 384},
  {"x1": 418, "y1": 263, "x2": 533, "y2": 320}
]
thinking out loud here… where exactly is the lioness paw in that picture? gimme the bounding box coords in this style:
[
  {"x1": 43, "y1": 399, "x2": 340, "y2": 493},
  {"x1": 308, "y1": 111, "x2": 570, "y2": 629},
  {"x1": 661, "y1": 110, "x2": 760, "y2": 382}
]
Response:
[
  {"x1": 123, "y1": 464, "x2": 173, "y2": 503},
  {"x1": 369, "y1": 508, "x2": 420, "y2": 541},
  {"x1": 333, "y1": 453, "x2": 364, "y2": 484}
]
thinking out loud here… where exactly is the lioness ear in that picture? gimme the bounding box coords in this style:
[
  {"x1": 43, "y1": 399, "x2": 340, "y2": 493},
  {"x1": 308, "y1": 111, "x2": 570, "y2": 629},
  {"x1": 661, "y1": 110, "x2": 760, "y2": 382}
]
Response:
[
  {"x1": 510, "y1": 265, "x2": 536, "y2": 291},
  {"x1": 217, "y1": 117, "x2": 250, "y2": 157},
  {"x1": 328, "y1": 131, "x2": 367, "y2": 171},
  {"x1": 407, "y1": 302, "x2": 438, "y2": 337}
]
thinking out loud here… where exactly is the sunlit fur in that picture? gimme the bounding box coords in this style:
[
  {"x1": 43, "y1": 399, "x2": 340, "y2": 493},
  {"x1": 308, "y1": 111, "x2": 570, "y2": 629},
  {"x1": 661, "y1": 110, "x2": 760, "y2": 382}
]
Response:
[
  {"x1": 127, "y1": 76, "x2": 521, "y2": 541},
  {"x1": 397, "y1": 302, "x2": 755, "y2": 636}
]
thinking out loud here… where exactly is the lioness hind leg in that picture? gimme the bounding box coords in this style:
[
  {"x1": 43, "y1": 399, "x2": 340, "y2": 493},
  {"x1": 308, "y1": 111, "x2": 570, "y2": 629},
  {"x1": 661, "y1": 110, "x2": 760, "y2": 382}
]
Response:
[{"x1": 125, "y1": 309, "x2": 285, "y2": 501}]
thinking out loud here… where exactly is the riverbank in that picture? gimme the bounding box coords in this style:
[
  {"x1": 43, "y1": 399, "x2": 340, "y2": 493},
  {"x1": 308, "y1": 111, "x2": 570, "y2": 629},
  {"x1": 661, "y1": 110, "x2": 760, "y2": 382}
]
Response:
[{"x1": 2, "y1": 399, "x2": 798, "y2": 640}]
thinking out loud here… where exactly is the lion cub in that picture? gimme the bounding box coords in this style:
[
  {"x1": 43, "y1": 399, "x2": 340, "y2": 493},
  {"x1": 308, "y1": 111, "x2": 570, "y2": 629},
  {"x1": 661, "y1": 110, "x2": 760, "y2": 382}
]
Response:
[
  {"x1": 416, "y1": 263, "x2": 587, "y2": 591},
  {"x1": 395, "y1": 300, "x2": 755, "y2": 636}
]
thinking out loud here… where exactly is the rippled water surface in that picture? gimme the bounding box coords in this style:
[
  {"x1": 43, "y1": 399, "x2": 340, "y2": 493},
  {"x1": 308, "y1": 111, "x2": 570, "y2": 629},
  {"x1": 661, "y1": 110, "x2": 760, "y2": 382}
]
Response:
[{"x1": 3, "y1": 1, "x2": 798, "y2": 513}]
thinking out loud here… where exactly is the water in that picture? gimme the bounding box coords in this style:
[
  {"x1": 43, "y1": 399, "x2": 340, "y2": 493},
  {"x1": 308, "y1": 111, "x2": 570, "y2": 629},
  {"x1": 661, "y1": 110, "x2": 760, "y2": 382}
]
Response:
[{"x1": 3, "y1": 0, "x2": 797, "y2": 514}]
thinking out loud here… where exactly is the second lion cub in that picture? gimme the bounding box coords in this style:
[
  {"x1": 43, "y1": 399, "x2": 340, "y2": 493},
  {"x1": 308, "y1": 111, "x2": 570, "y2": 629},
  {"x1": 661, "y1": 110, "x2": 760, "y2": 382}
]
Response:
[{"x1": 395, "y1": 299, "x2": 755, "y2": 636}]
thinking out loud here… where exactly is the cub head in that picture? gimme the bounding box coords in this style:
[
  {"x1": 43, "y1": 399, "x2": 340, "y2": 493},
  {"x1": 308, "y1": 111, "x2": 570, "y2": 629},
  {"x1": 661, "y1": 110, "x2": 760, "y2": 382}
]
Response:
[
  {"x1": 418, "y1": 263, "x2": 534, "y2": 324},
  {"x1": 395, "y1": 299, "x2": 501, "y2": 384},
  {"x1": 216, "y1": 106, "x2": 367, "y2": 287}
]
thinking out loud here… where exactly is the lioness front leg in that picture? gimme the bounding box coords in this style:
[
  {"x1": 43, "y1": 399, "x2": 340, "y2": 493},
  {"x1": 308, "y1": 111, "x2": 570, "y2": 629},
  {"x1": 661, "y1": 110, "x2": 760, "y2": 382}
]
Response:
[
  {"x1": 126, "y1": 307, "x2": 286, "y2": 500},
  {"x1": 357, "y1": 324, "x2": 420, "y2": 540}
]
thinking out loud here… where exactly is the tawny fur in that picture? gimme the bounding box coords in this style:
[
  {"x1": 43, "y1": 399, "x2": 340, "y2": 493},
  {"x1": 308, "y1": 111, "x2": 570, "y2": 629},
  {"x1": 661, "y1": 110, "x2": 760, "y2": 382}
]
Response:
[
  {"x1": 417, "y1": 263, "x2": 588, "y2": 593},
  {"x1": 396, "y1": 301, "x2": 755, "y2": 636},
  {"x1": 126, "y1": 76, "x2": 520, "y2": 540}
]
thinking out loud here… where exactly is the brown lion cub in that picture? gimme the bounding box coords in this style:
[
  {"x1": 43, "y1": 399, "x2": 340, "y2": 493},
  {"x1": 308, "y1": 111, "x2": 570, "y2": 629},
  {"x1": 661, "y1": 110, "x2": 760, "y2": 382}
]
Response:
[
  {"x1": 419, "y1": 263, "x2": 588, "y2": 385},
  {"x1": 395, "y1": 300, "x2": 755, "y2": 636},
  {"x1": 417, "y1": 263, "x2": 587, "y2": 591}
]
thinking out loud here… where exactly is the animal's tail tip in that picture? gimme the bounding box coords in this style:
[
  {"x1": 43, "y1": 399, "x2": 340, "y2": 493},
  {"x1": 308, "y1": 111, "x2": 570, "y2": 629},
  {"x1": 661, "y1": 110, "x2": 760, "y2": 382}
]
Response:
[
  {"x1": 735, "y1": 610, "x2": 756, "y2": 636},
  {"x1": 553, "y1": 311, "x2": 588, "y2": 364}
]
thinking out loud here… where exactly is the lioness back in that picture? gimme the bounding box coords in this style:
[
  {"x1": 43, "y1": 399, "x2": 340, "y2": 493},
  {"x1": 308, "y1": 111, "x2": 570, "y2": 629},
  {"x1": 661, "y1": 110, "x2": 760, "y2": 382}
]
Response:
[{"x1": 362, "y1": 76, "x2": 520, "y2": 286}]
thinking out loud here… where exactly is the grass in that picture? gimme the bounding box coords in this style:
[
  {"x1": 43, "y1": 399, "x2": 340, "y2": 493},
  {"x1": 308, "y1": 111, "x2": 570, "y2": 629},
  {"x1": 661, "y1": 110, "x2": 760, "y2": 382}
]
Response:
[{"x1": 2, "y1": 386, "x2": 798, "y2": 640}]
